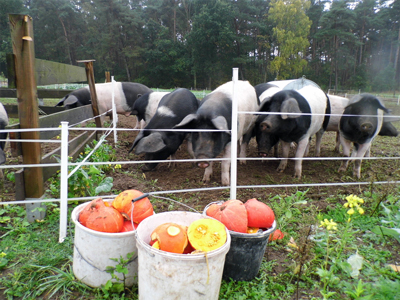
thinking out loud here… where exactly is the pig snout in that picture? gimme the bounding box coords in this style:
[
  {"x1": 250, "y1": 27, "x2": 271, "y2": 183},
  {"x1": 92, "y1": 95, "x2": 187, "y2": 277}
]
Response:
[
  {"x1": 258, "y1": 151, "x2": 268, "y2": 157},
  {"x1": 360, "y1": 122, "x2": 373, "y2": 133},
  {"x1": 196, "y1": 154, "x2": 210, "y2": 169},
  {"x1": 198, "y1": 161, "x2": 210, "y2": 168}
]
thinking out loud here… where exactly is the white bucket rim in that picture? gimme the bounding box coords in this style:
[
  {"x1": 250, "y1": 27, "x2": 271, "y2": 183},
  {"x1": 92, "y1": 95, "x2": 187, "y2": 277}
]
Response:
[
  {"x1": 135, "y1": 211, "x2": 231, "y2": 260},
  {"x1": 71, "y1": 201, "x2": 136, "y2": 238},
  {"x1": 203, "y1": 201, "x2": 277, "y2": 238}
]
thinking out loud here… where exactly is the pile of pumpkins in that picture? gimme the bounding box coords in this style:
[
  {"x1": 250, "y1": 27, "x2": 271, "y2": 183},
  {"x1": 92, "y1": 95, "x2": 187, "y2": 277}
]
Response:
[
  {"x1": 205, "y1": 198, "x2": 275, "y2": 234},
  {"x1": 78, "y1": 189, "x2": 153, "y2": 233},
  {"x1": 150, "y1": 218, "x2": 227, "y2": 254},
  {"x1": 78, "y1": 190, "x2": 283, "y2": 254}
]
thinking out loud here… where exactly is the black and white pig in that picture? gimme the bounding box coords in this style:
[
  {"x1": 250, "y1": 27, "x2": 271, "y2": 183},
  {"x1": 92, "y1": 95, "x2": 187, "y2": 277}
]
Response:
[
  {"x1": 316, "y1": 95, "x2": 398, "y2": 156},
  {"x1": 55, "y1": 82, "x2": 152, "y2": 122},
  {"x1": 338, "y1": 93, "x2": 393, "y2": 178},
  {"x1": 255, "y1": 85, "x2": 330, "y2": 178},
  {"x1": 131, "y1": 91, "x2": 170, "y2": 128},
  {"x1": 255, "y1": 83, "x2": 282, "y2": 103},
  {"x1": 314, "y1": 94, "x2": 349, "y2": 155},
  {"x1": 174, "y1": 80, "x2": 259, "y2": 185},
  {"x1": 129, "y1": 88, "x2": 199, "y2": 171},
  {"x1": 0, "y1": 102, "x2": 9, "y2": 178}
]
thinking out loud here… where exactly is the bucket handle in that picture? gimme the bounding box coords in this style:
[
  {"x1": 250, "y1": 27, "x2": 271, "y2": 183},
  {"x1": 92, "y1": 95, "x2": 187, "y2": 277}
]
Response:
[{"x1": 129, "y1": 193, "x2": 200, "y2": 233}]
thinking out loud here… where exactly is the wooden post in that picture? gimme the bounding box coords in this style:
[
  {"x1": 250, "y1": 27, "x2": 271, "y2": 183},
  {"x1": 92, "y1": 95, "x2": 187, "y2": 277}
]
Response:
[
  {"x1": 9, "y1": 15, "x2": 44, "y2": 205},
  {"x1": 6, "y1": 53, "x2": 16, "y2": 88},
  {"x1": 105, "y1": 71, "x2": 111, "y2": 82},
  {"x1": 77, "y1": 60, "x2": 103, "y2": 135},
  {"x1": 9, "y1": 14, "x2": 46, "y2": 221}
]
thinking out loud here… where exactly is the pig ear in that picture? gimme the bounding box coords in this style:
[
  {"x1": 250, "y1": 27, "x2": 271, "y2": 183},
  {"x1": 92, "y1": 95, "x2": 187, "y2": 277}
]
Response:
[
  {"x1": 135, "y1": 132, "x2": 166, "y2": 154},
  {"x1": 281, "y1": 98, "x2": 301, "y2": 119},
  {"x1": 55, "y1": 96, "x2": 67, "y2": 107},
  {"x1": 63, "y1": 95, "x2": 79, "y2": 106},
  {"x1": 129, "y1": 131, "x2": 144, "y2": 153},
  {"x1": 212, "y1": 116, "x2": 230, "y2": 134},
  {"x1": 374, "y1": 99, "x2": 390, "y2": 114},
  {"x1": 174, "y1": 114, "x2": 198, "y2": 129}
]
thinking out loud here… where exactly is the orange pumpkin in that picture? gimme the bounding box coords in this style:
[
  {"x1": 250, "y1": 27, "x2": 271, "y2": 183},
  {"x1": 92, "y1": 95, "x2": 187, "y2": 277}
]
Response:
[
  {"x1": 86, "y1": 206, "x2": 124, "y2": 233},
  {"x1": 119, "y1": 220, "x2": 138, "y2": 232},
  {"x1": 150, "y1": 223, "x2": 188, "y2": 254},
  {"x1": 244, "y1": 198, "x2": 275, "y2": 228},
  {"x1": 79, "y1": 198, "x2": 105, "y2": 227},
  {"x1": 206, "y1": 199, "x2": 248, "y2": 233},
  {"x1": 269, "y1": 229, "x2": 284, "y2": 241},
  {"x1": 112, "y1": 189, "x2": 153, "y2": 223}
]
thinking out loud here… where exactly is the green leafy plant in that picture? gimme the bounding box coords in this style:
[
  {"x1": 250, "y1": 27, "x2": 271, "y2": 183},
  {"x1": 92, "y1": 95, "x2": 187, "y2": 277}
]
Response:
[
  {"x1": 371, "y1": 201, "x2": 400, "y2": 243},
  {"x1": 47, "y1": 141, "x2": 116, "y2": 198},
  {"x1": 102, "y1": 252, "x2": 137, "y2": 298}
]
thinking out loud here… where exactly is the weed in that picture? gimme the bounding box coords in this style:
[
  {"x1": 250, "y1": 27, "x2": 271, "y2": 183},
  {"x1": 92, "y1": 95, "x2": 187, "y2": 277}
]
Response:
[
  {"x1": 102, "y1": 252, "x2": 138, "y2": 298},
  {"x1": 47, "y1": 140, "x2": 116, "y2": 198}
]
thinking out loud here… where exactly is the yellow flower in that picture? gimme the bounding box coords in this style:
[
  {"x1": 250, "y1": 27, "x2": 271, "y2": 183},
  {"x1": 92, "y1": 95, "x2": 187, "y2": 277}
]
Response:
[
  {"x1": 344, "y1": 195, "x2": 365, "y2": 216},
  {"x1": 320, "y1": 219, "x2": 338, "y2": 231}
]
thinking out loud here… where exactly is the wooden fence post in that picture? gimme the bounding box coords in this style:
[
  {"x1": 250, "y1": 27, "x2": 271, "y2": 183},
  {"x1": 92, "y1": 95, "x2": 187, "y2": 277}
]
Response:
[
  {"x1": 77, "y1": 60, "x2": 103, "y2": 136},
  {"x1": 9, "y1": 14, "x2": 45, "y2": 221},
  {"x1": 105, "y1": 71, "x2": 111, "y2": 82}
]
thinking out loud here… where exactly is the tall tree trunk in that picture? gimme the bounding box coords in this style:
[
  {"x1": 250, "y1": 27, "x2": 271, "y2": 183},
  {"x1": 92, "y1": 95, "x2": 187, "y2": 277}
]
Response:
[
  {"x1": 124, "y1": 56, "x2": 131, "y2": 82},
  {"x1": 393, "y1": 26, "x2": 400, "y2": 96},
  {"x1": 58, "y1": 16, "x2": 72, "y2": 65}
]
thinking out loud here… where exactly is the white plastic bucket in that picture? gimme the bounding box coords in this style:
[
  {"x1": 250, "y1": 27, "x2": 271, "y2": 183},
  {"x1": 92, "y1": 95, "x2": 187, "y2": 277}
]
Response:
[
  {"x1": 71, "y1": 201, "x2": 138, "y2": 288},
  {"x1": 135, "y1": 211, "x2": 231, "y2": 300}
]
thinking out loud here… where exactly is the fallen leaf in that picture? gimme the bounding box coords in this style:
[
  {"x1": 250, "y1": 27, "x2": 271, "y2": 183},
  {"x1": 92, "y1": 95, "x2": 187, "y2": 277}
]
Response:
[
  {"x1": 287, "y1": 236, "x2": 298, "y2": 249},
  {"x1": 388, "y1": 264, "x2": 400, "y2": 272}
]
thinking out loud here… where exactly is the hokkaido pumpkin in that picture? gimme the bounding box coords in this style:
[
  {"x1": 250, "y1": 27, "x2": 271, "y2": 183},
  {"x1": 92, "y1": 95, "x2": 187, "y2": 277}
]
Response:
[
  {"x1": 85, "y1": 206, "x2": 124, "y2": 233},
  {"x1": 78, "y1": 198, "x2": 105, "y2": 227},
  {"x1": 150, "y1": 223, "x2": 188, "y2": 254},
  {"x1": 206, "y1": 199, "x2": 248, "y2": 233},
  {"x1": 119, "y1": 220, "x2": 138, "y2": 232},
  {"x1": 112, "y1": 189, "x2": 153, "y2": 223},
  {"x1": 244, "y1": 198, "x2": 275, "y2": 228},
  {"x1": 269, "y1": 229, "x2": 284, "y2": 241},
  {"x1": 187, "y1": 218, "x2": 227, "y2": 252}
]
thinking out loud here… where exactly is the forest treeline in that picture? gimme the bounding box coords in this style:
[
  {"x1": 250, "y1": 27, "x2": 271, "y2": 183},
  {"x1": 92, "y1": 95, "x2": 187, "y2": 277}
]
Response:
[{"x1": 0, "y1": 0, "x2": 399, "y2": 92}]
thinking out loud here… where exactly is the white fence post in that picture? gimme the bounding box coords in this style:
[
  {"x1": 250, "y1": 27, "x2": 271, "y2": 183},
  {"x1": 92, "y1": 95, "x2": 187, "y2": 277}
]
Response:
[
  {"x1": 112, "y1": 76, "x2": 118, "y2": 144},
  {"x1": 59, "y1": 121, "x2": 69, "y2": 243},
  {"x1": 230, "y1": 68, "x2": 239, "y2": 200}
]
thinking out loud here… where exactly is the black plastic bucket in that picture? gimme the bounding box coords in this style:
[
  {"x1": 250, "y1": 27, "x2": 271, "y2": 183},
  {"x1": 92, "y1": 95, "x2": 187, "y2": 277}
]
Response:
[{"x1": 222, "y1": 221, "x2": 276, "y2": 281}]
